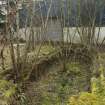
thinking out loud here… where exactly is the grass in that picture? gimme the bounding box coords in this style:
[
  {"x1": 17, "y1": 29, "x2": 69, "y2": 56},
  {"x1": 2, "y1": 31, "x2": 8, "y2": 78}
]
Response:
[{"x1": 27, "y1": 44, "x2": 56, "y2": 62}]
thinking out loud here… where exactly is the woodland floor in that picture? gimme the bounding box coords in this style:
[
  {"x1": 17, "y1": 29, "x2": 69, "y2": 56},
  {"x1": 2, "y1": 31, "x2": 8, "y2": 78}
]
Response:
[
  {"x1": 25, "y1": 59, "x2": 92, "y2": 105},
  {"x1": 0, "y1": 44, "x2": 101, "y2": 105}
]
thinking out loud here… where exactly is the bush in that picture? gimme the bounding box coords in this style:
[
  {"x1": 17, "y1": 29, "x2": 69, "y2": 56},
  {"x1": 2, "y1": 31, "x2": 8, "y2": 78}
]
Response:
[
  {"x1": 0, "y1": 80, "x2": 17, "y2": 104},
  {"x1": 68, "y1": 64, "x2": 105, "y2": 105},
  {"x1": 68, "y1": 92, "x2": 100, "y2": 105}
]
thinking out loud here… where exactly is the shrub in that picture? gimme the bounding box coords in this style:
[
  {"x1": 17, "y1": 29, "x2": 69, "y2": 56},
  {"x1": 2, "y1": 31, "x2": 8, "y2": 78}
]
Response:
[
  {"x1": 68, "y1": 64, "x2": 105, "y2": 105},
  {"x1": 0, "y1": 80, "x2": 17, "y2": 104},
  {"x1": 68, "y1": 92, "x2": 100, "y2": 105}
]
